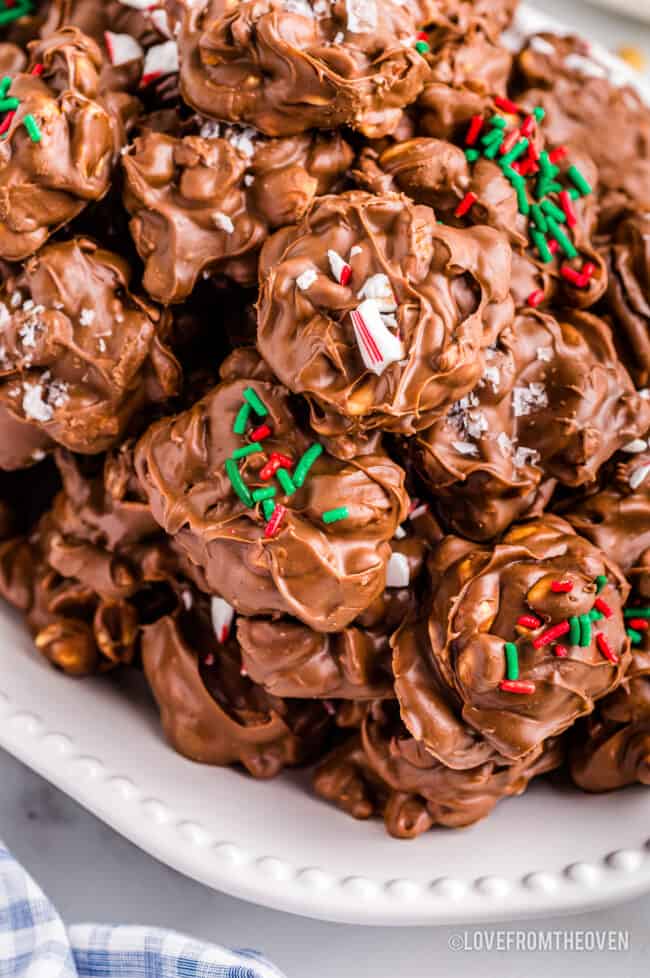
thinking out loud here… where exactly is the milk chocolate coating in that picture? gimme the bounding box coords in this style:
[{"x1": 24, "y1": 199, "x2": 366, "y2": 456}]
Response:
[
  {"x1": 236, "y1": 533, "x2": 426, "y2": 699},
  {"x1": 393, "y1": 516, "x2": 631, "y2": 766},
  {"x1": 604, "y1": 215, "x2": 650, "y2": 388},
  {"x1": 355, "y1": 137, "x2": 606, "y2": 311},
  {"x1": 122, "y1": 125, "x2": 353, "y2": 303},
  {"x1": 142, "y1": 599, "x2": 330, "y2": 776},
  {"x1": 0, "y1": 30, "x2": 122, "y2": 261},
  {"x1": 0, "y1": 442, "x2": 188, "y2": 675},
  {"x1": 135, "y1": 350, "x2": 408, "y2": 631},
  {"x1": 0, "y1": 44, "x2": 27, "y2": 76},
  {"x1": 410, "y1": 308, "x2": 646, "y2": 540},
  {"x1": 513, "y1": 33, "x2": 650, "y2": 228},
  {"x1": 0, "y1": 237, "x2": 180, "y2": 469},
  {"x1": 313, "y1": 700, "x2": 562, "y2": 837},
  {"x1": 257, "y1": 191, "x2": 514, "y2": 453},
  {"x1": 176, "y1": 0, "x2": 429, "y2": 139}
]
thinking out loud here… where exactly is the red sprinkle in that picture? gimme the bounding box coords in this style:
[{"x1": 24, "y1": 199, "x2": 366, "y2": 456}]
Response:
[
  {"x1": 520, "y1": 115, "x2": 536, "y2": 137},
  {"x1": 580, "y1": 261, "x2": 596, "y2": 283},
  {"x1": 551, "y1": 580, "x2": 573, "y2": 593},
  {"x1": 499, "y1": 679, "x2": 536, "y2": 695},
  {"x1": 596, "y1": 633, "x2": 619, "y2": 664},
  {"x1": 264, "y1": 503, "x2": 287, "y2": 539},
  {"x1": 594, "y1": 597, "x2": 613, "y2": 618},
  {"x1": 30, "y1": 63, "x2": 44, "y2": 76},
  {"x1": 560, "y1": 265, "x2": 584, "y2": 286},
  {"x1": 0, "y1": 110, "x2": 15, "y2": 136},
  {"x1": 455, "y1": 191, "x2": 478, "y2": 218},
  {"x1": 527, "y1": 140, "x2": 540, "y2": 163},
  {"x1": 500, "y1": 128, "x2": 520, "y2": 155},
  {"x1": 416, "y1": 30, "x2": 428, "y2": 40},
  {"x1": 527, "y1": 289, "x2": 545, "y2": 308},
  {"x1": 548, "y1": 238, "x2": 559, "y2": 254},
  {"x1": 548, "y1": 145, "x2": 568, "y2": 164},
  {"x1": 465, "y1": 115, "x2": 484, "y2": 146},
  {"x1": 250, "y1": 423, "x2": 272, "y2": 442},
  {"x1": 517, "y1": 614, "x2": 542, "y2": 629},
  {"x1": 554, "y1": 644, "x2": 569, "y2": 658},
  {"x1": 559, "y1": 190, "x2": 577, "y2": 228},
  {"x1": 259, "y1": 452, "x2": 293, "y2": 481},
  {"x1": 494, "y1": 96, "x2": 521, "y2": 115},
  {"x1": 629, "y1": 619, "x2": 649, "y2": 630},
  {"x1": 534, "y1": 620, "x2": 570, "y2": 649}
]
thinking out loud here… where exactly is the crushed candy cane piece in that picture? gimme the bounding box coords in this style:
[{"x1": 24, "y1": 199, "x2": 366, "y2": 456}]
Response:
[
  {"x1": 104, "y1": 31, "x2": 143, "y2": 66},
  {"x1": 141, "y1": 40, "x2": 179, "y2": 86},
  {"x1": 327, "y1": 249, "x2": 352, "y2": 286},
  {"x1": 386, "y1": 551, "x2": 410, "y2": 588},
  {"x1": 210, "y1": 596, "x2": 235, "y2": 643},
  {"x1": 350, "y1": 298, "x2": 404, "y2": 376},
  {"x1": 357, "y1": 274, "x2": 397, "y2": 313}
]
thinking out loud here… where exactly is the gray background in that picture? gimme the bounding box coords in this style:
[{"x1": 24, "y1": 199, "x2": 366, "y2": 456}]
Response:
[{"x1": 3, "y1": 2, "x2": 650, "y2": 976}]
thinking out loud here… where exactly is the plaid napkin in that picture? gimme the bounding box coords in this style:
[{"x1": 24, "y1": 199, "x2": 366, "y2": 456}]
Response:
[{"x1": 0, "y1": 841, "x2": 286, "y2": 978}]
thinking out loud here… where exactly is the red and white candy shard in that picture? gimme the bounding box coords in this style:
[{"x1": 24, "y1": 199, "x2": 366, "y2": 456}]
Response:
[
  {"x1": 104, "y1": 31, "x2": 143, "y2": 66},
  {"x1": 350, "y1": 298, "x2": 404, "y2": 376},
  {"x1": 141, "y1": 40, "x2": 179, "y2": 85},
  {"x1": 357, "y1": 274, "x2": 397, "y2": 313},
  {"x1": 327, "y1": 249, "x2": 352, "y2": 286},
  {"x1": 386, "y1": 551, "x2": 410, "y2": 588},
  {"x1": 211, "y1": 596, "x2": 235, "y2": 644},
  {"x1": 148, "y1": 7, "x2": 173, "y2": 38}
]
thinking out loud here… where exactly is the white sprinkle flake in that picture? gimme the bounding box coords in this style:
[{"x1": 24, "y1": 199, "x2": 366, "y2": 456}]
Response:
[
  {"x1": 536, "y1": 347, "x2": 553, "y2": 362},
  {"x1": 349, "y1": 246, "x2": 362, "y2": 257},
  {"x1": 211, "y1": 596, "x2": 234, "y2": 643},
  {"x1": 333, "y1": 31, "x2": 345, "y2": 43},
  {"x1": 529, "y1": 36, "x2": 556, "y2": 56},
  {"x1": 482, "y1": 364, "x2": 500, "y2": 391},
  {"x1": 296, "y1": 268, "x2": 317, "y2": 291},
  {"x1": 640, "y1": 389, "x2": 650, "y2": 400},
  {"x1": 357, "y1": 274, "x2": 396, "y2": 313},
  {"x1": 98, "y1": 338, "x2": 107, "y2": 352},
  {"x1": 630, "y1": 464, "x2": 650, "y2": 491},
  {"x1": 243, "y1": 174, "x2": 254, "y2": 187},
  {"x1": 345, "y1": 0, "x2": 377, "y2": 33},
  {"x1": 213, "y1": 212, "x2": 234, "y2": 233},
  {"x1": 79, "y1": 308, "x2": 95, "y2": 327},
  {"x1": 10, "y1": 292, "x2": 21, "y2": 309},
  {"x1": 22, "y1": 382, "x2": 53, "y2": 423},
  {"x1": 393, "y1": 525, "x2": 407, "y2": 539},
  {"x1": 497, "y1": 431, "x2": 513, "y2": 457},
  {"x1": 19, "y1": 321, "x2": 39, "y2": 348},
  {"x1": 386, "y1": 551, "x2": 410, "y2": 588},
  {"x1": 283, "y1": 0, "x2": 315, "y2": 15},
  {"x1": 513, "y1": 382, "x2": 548, "y2": 418},
  {"x1": 181, "y1": 589, "x2": 193, "y2": 610},
  {"x1": 0, "y1": 303, "x2": 8, "y2": 329},
  {"x1": 622, "y1": 439, "x2": 648, "y2": 454},
  {"x1": 513, "y1": 446, "x2": 540, "y2": 468},
  {"x1": 452, "y1": 440, "x2": 480, "y2": 457}
]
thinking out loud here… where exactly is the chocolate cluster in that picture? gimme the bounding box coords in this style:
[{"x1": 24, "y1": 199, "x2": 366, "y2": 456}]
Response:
[{"x1": 2, "y1": 0, "x2": 650, "y2": 837}]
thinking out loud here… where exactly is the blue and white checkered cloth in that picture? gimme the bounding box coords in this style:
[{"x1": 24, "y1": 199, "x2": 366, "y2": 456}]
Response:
[{"x1": 0, "y1": 841, "x2": 286, "y2": 978}]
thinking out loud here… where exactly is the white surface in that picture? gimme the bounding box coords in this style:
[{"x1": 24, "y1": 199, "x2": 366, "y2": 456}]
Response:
[{"x1": 2, "y1": 0, "x2": 650, "y2": 972}]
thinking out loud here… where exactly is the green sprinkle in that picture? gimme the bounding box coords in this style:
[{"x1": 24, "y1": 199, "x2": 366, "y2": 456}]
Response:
[
  {"x1": 233, "y1": 402, "x2": 251, "y2": 435},
  {"x1": 568, "y1": 164, "x2": 592, "y2": 196},
  {"x1": 589, "y1": 608, "x2": 604, "y2": 622},
  {"x1": 627, "y1": 627, "x2": 643, "y2": 645},
  {"x1": 595, "y1": 575, "x2": 608, "y2": 592},
  {"x1": 415, "y1": 40, "x2": 430, "y2": 55},
  {"x1": 322, "y1": 507, "x2": 349, "y2": 525},
  {"x1": 546, "y1": 217, "x2": 578, "y2": 259},
  {"x1": 293, "y1": 443, "x2": 323, "y2": 488},
  {"x1": 252, "y1": 486, "x2": 276, "y2": 502},
  {"x1": 502, "y1": 165, "x2": 525, "y2": 188},
  {"x1": 23, "y1": 114, "x2": 41, "y2": 143},
  {"x1": 504, "y1": 642, "x2": 519, "y2": 681},
  {"x1": 262, "y1": 498, "x2": 275, "y2": 521},
  {"x1": 540, "y1": 199, "x2": 566, "y2": 223},
  {"x1": 0, "y1": 77, "x2": 11, "y2": 99},
  {"x1": 533, "y1": 106, "x2": 545, "y2": 121},
  {"x1": 489, "y1": 115, "x2": 507, "y2": 128},
  {"x1": 276, "y1": 467, "x2": 296, "y2": 496},
  {"x1": 568, "y1": 187, "x2": 581, "y2": 200},
  {"x1": 624, "y1": 608, "x2": 650, "y2": 619},
  {"x1": 225, "y1": 458, "x2": 253, "y2": 507},
  {"x1": 500, "y1": 138, "x2": 529, "y2": 166},
  {"x1": 0, "y1": 5, "x2": 31, "y2": 26},
  {"x1": 0, "y1": 97, "x2": 19, "y2": 112},
  {"x1": 569, "y1": 616, "x2": 581, "y2": 646},
  {"x1": 231, "y1": 443, "x2": 262, "y2": 460},
  {"x1": 537, "y1": 180, "x2": 563, "y2": 198},
  {"x1": 531, "y1": 204, "x2": 548, "y2": 232},
  {"x1": 579, "y1": 613, "x2": 592, "y2": 648},
  {"x1": 516, "y1": 185, "x2": 530, "y2": 215},
  {"x1": 243, "y1": 386, "x2": 268, "y2": 417},
  {"x1": 539, "y1": 151, "x2": 559, "y2": 177},
  {"x1": 465, "y1": 148, "x2": 480, "y2": 162},
  {"x1": 531, "y1": 229, "x2": 552, "y2": 263}
]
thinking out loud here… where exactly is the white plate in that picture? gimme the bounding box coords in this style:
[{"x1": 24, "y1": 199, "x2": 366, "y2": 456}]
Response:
[
  {"x1": 586, "y1": 0, "x2": 650, "y2": 26},
  {"x1": 2, "y1": 5, "x2": 650, "y2": 928}
]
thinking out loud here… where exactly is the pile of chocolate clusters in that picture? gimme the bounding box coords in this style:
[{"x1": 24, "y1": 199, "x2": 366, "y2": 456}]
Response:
[{"x1": 1, "y1": 0, "x2": 650, "y2": 838}]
